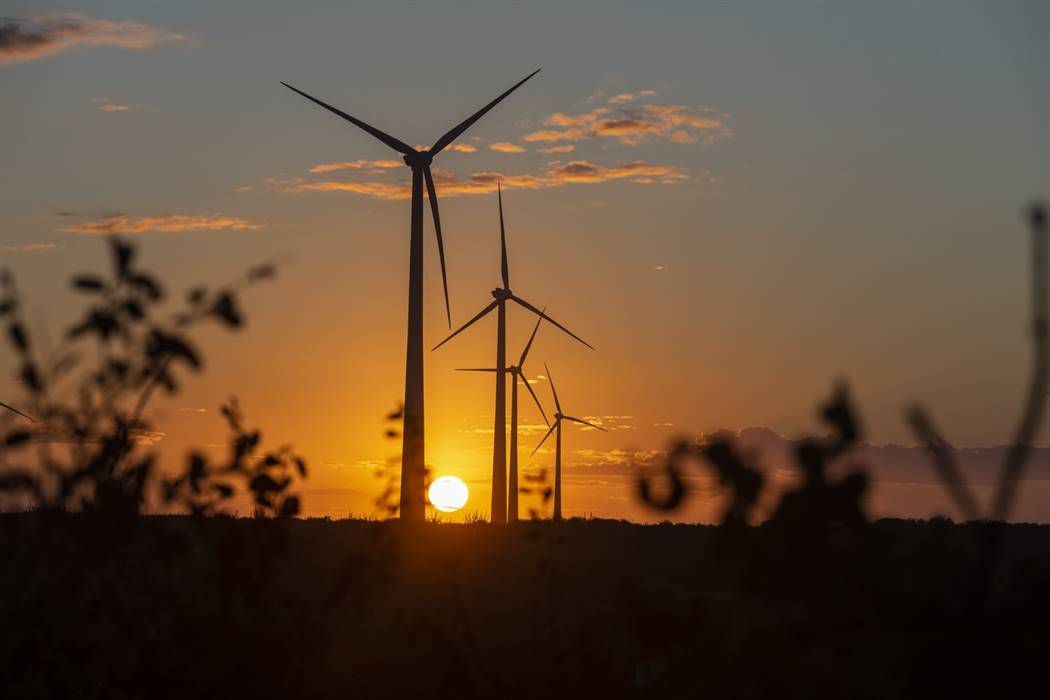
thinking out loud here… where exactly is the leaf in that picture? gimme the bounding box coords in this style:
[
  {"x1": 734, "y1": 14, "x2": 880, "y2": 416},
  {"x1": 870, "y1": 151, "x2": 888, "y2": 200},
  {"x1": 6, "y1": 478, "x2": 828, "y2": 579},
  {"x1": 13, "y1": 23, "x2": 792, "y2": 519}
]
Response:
[
  {"x1": 247, "y1": 264, "x2": 276, "y2": 282},
  {"x1": 294, "y1": 457, "x2": 307, "y2": 477},
  {"x1": 4, "y1": 431, "x2": 31, "y2": 447},
  {"x1": 20, "y1": 364, "x2": 41, "y2": 392},
  {"x1": 7, "y1": 323, "x2": 28, "y2": 352},
  {"x1": 122, "y1": 299, "x2": 144, "y2": 320},
  {"x1": 279, "y1": 495, "x2": 300, "y2": 518},
  {"x1": 130, "y1": 273, "x2": 163, "y2": 301},
  {"x1": 72, "y1": 275, "x2": 106, "y2": 292},
  {"x1": 250, "y1": 473, "x2": 279, "y2": 494},
  {"x1": 111, "y1": 237, "x2": 135, "y2": 279},
  {"x1": 187, "y1": 287, "x2": 207, "y2": 305},
  {"x1": 210, "y1": 292, "x2": 243, "y2": 328},
  {"x1": 147, "y1": 330, "x2": 201, "y2": 370},
  {"x1": 212, "y1": 482, "x2": 234, "y2": 498}
]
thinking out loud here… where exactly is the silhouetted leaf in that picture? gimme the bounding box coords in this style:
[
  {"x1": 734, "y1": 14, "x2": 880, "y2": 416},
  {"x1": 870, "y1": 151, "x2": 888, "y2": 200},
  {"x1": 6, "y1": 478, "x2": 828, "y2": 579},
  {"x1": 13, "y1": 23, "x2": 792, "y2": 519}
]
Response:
[
  {"x1": 4, "y1": 431, "x2": 31, "y2": 447},
  {"x1": 130, "y1": 273, "x2": 163, "y2": 300},
  {"x1": 123, "y1": 299, "x2": 145, "y2": 320},
  {"x1": 280, "y1": 495, "x2": 300, "y2": 517},
  {"x1": 8, "y1": 323, "x2": 28, "y2": 352},
  {"x1": 111, "y1": 237, "x2": 135, "y2": 279},
  {"x1": 72, "y1": 275, "x2": 106, "y2": 292},
  {"x1": 211, "y1": 292, "x2": 243, "y2": 328},
  {"x1": 295, "y1": 457, "x2": 307, "y2": 477},
  {"x1": 20, "y1": 363, "x2": 41, "y2": 392},
  {"x1": 247, "y1": 264, "x2": 276, "y2": 282}
]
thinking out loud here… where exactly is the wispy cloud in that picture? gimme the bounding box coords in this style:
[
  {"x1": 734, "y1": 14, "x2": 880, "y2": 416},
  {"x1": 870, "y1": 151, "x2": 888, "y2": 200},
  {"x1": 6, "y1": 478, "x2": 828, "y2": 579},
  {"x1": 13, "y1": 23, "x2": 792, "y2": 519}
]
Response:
[
  {"x1": 488, "y1": 142, "x2": 526, "y2": 154},
  {"x1": 0, "y1": 13, "x2": 190, "y2": 66},
  {"x1": 449, "y1": 143, "x2": 476, "y2": 153},
  {"x1": 538, "y1": 145, "x2": 575, "y2": 154},
  {"x1": 0, "y1": 243, "x2": 58, "y2": 253},
  {"x1": 652, "y1": 264, "x2": 668, "y2": 272},
  {"x1": 281, "y1": 159, "x2": 695, "y2": 201},
  {"x1": 607, "y1": 89, "x2": 657, "y2": 105},
  {"x1": 308, "y1": 159, "x2": 401, "y2": 174},
  {"x1": 63, "y1": 213, "x2": 261, "y2": 235},
  {"x1": 524, "y1": 103, "x2": 732, "y2": 146},
  {"x1": 91, "y1": 96, "x2": 131, "y2": 112}
]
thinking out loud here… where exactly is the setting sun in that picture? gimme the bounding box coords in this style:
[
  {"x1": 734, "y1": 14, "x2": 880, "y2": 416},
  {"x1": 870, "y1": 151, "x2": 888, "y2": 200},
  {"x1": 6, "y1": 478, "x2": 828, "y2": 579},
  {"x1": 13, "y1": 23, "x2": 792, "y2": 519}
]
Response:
[{"x1": 428, "y1": 476, "x2": 469, "y2": 513}]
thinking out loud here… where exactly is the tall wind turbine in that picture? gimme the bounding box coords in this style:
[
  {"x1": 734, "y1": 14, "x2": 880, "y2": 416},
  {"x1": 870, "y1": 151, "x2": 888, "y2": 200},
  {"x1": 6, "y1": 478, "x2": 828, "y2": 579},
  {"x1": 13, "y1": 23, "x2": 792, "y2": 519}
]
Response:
[
  {"x1": 454, "y1": 313, "x2": 549, "y2": 522},
  {"x1": 433, "y1": 185, "x2": 592, "y2": 523},
  {"x1": 531, "y1": 363, "x2": 607, "y2": 521},
  {"x1": 281, "y1": 70, "x2": 540, "y2": 522}
]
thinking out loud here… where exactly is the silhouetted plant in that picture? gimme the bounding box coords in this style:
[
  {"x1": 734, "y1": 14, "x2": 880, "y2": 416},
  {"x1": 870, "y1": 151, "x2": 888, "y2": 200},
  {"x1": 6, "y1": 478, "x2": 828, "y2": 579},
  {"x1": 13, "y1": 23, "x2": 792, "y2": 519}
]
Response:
[{"x1": 0, "y1": 236, "x2": 306, "y2": 517}]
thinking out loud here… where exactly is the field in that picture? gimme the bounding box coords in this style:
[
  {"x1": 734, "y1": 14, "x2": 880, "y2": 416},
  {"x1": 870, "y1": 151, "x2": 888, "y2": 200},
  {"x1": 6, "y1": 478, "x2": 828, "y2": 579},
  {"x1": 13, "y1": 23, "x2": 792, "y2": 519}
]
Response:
[{"x1": 2, "y1": 514, "x2": 1048, "y2": 699}]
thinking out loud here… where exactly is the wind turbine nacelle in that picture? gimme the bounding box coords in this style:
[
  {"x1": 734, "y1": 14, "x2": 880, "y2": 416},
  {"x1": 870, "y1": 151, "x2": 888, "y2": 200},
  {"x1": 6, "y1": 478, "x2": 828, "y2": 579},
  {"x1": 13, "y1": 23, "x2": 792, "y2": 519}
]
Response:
[
  {"x1": 492, "y1": 287, "x2": 512, "y2": 300},
  {"x1": 402, "y1": 151, "x2": 433, "y2": 168}
]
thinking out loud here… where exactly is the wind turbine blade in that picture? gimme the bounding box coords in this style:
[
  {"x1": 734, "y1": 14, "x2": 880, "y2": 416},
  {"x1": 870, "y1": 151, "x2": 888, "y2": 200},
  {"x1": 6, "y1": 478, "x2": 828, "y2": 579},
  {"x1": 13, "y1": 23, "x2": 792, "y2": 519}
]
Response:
[
  {"x1": 544, "y1": 362, "x2": 562, "y2": 414},
  {"x1": 518, "y1": 309, "x2": 544, "y2": 367},
  {"x1": 521, "y1": 374, "x2": 550, "y2": 426},
  {"x1": 498, "y1": 182, "x2": 509, "y2": 289},
  {"x1": 0, "y1": 401, "x2": 36, "y2": 422},
  {"x1": 564, "y1": 415, "x2": 608, "y2": 432},
  {"x1": 511, "y1": 295, "x2": 594, "y2": 350},
  {"x1": 432, "y1": 300, "x2": 499, "y2": 351},
  {"x1": 423, "y1": 165, "x2": 451, "y2": 327},
  {"x1": 456, "y1": 368, "x2": 498, "y2": 372},
  {"x1": 530, "y1": 420, "x2": 558, "y2": 457},
  {"x1": 429, "y1": 69, "x2": 542, "y2": 156},
  {"x1": 280, "y1": 82, "x2": 415, "y2": 155}
]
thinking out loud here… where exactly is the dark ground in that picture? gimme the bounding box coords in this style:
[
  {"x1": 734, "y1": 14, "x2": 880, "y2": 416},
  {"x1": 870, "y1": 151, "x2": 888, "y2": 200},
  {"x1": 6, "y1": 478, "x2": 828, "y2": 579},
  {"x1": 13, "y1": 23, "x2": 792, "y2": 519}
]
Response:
[{"x1": 1, "y1": 514, "x2": 1048, "y2": 699}]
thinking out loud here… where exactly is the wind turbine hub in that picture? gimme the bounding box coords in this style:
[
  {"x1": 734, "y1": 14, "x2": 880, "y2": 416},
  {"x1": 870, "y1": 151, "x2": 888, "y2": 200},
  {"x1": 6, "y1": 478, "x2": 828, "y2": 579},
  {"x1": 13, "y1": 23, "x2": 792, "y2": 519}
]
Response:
[
  {"x1": 492, "y1": 287, "x2": 512, "y2": 300},
  {"x1": 507, "y1": 365, "x2": 521, "y2": 374},
  {"x1": 554, "y1": 413, "x2": 564, "y2": 421},
  {"x1": 403, "y1": 151, "x2": 433, "y2": 168}
]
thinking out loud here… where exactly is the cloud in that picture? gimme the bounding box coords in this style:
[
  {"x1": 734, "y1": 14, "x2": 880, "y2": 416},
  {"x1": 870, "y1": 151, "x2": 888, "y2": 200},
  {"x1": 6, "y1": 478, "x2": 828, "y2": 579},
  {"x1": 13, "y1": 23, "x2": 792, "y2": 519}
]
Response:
[
  {"x1": 91, "y1": 96, "x2": 131, "y2": 112},
  {"x1": 607, "y1": 90, "x2": 657, "y2": 105},
  {"x1": 524, "y1": 103, "x2": 732, "y2": 146},
  {"x1": 652, "y1": 264, "x2": 668, "y2": 272},
  {"x1": 63, "y1": 213, "x2": 261, "y2": 235},
  {"x1": 449, "y1": 143, "x2": 476, "y2": 153},
  {"x1": 0, "y1": 243, "x2": 57, "y2": 253},
  {"x1": 283, "y1": 159, "x2": 693, "y2": 201},
  {"x1": 0, "y1": 13, "x2": 190, "y2": 65},
  {"x1": 488, "y1": 142, "x2": 526, "y2": 154},
  {"x1": 308, "y1": 159, "x2": 401, "y2": 174},
  {"x1": 538, "y1": 145, "x2": 575, "y2": 154}
]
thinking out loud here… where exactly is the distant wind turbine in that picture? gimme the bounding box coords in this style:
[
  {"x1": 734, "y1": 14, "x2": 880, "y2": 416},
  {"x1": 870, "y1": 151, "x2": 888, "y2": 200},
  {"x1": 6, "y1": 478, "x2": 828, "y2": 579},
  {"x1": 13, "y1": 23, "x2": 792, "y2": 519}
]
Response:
[
  {"x1": 0, "y1": 401, "x2": 36, "y2": 422},
  {"x1": 454, "y1": 312, "x2": 549, "y2": 522},
  {"x1": 531, "y1": 363, "x2": 607, "y2": 521},
  {"x1": 281, "y1": 70, "x2": 540, "y2": 522},
  {"x1": 433, "y1": 185, "x2": 592, "y2": 522}
]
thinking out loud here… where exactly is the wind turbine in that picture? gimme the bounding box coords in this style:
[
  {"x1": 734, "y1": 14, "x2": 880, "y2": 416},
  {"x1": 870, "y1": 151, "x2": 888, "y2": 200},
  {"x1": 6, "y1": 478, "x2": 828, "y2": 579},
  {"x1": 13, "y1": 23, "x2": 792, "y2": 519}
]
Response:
[
  {"x1": 433, "y1": 185, "x2": 592, "y2": 523},
  {"x1": 281, "y1": 70, "x2": 540, "y2": 522},
  {"x1": 454, "y1": 312, "x2": 549, "y2": 522},
  {"x1": 531, "y1": 363, "x2": 607, "y2": 521}
]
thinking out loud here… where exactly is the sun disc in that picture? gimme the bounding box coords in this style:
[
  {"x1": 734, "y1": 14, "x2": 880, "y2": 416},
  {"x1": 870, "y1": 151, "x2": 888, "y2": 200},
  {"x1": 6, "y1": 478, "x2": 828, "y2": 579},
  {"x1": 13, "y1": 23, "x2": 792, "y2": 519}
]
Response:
[{"x1": 428, "y1": 476, "x2": 469, "y2": 513}]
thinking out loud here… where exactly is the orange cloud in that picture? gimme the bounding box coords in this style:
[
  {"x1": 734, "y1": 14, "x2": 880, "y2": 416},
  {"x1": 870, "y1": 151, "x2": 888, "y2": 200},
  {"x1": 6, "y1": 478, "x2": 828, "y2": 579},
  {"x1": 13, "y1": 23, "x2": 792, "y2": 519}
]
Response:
[
  {"x1": 285, "y1": 159, "x2": 692, "y2": 201},
  {"x1": 488, "y1": 142, "x2": 526, "y2": 153},
  {"x1": 0, "y1": 13, "x2": 190, "y2": 65},
  {"x1": 607, "y1": 89, "x2": 657, "y2": 105},
  {"x1": 449, "y1": 143, "x2": 477, "y2": 153},
  {"x1": 523, "y1": 102, "x2": 732, "y2": 146},
  {"x1": 308, "y1": 159, "x2": 401, "y2": 173},
  {"x1": 538, "y1": 145, "x2": 575, "y2": 154},
  {"x1": 63, "y1": 214, "x2": 261, "y2": 235}
]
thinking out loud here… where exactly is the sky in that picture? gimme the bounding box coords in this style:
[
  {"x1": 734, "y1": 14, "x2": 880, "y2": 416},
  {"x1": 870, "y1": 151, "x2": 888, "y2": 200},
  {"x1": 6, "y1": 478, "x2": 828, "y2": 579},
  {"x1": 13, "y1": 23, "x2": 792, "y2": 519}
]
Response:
[{"x1": 1, "y1": 1, "x2": 1048, "y2": 521}]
